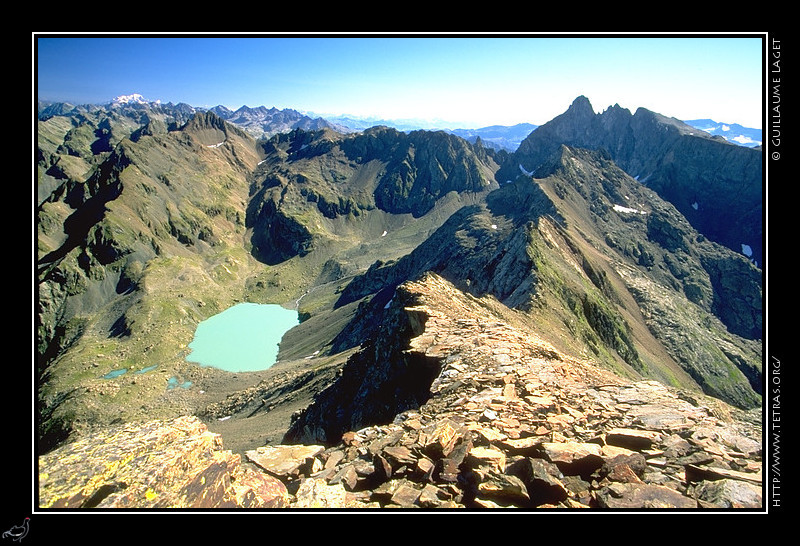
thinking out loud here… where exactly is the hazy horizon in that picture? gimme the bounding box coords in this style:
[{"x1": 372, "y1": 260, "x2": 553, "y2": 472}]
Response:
[{"x1": 35, "y1": 33, "x2": 766, "y2": 129}]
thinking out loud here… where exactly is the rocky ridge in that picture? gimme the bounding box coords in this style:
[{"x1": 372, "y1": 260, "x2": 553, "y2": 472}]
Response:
[
  {"x1": 38, "y1": 273, "x2": 762, "y2": 510},
  {"x1": 498, "y1": 96, "x2": 763, "y2": 266}
]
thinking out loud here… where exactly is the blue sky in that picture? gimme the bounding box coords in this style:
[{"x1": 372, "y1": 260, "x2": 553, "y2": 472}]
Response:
[{"x1": 35, "y1": 34, "x2": 765, "y2": 129}]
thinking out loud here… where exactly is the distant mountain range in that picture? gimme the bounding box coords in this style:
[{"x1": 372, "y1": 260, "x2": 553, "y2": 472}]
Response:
[
  {"x1": 684, "y1": 119, "x2": 762, "y2": 148},
  {"x1": 37, "y1": 94, "x2": 761, "y2": 152}
]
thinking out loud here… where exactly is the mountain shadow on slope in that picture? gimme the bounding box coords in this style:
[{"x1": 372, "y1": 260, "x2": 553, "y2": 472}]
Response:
[{"x1": 284, "y1": 286, "x2": 443, "y2": 445}]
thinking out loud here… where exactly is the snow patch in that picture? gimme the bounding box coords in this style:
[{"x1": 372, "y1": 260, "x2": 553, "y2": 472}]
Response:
[
  {"x1": 519, "y1": 164, "x2": 534, "y2": 176},
  {"x1": 732, "y1": 134, "x2": 759, "y2": 146},
  {"x1": 613, "y1": 204, "x2": 646, "y2": 215},
  {"x1": 741, "y1": 244, "x2": 753, "y2": 257},
  {"x1": 207, "y1": 141, "x2": 225, "y2": 148}
]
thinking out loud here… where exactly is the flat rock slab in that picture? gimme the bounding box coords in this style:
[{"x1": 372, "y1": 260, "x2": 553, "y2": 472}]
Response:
[
  {"x1": 596, "y1": 483, "x2": 698, "y2": 509},
  {"x1": 245, "y1": 445, "x2": 325, "y2": 478}
]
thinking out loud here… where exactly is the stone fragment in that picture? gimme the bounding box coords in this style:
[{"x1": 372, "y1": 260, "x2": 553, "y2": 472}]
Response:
[
  {"x1": 502, "y1": 383, "x2": 518, "y2": 400},
  {"x1": 596, "y1": 483, "x2": 698, "y2": 509},
  {"x1": 245, "y1": 444, "x2": 325, "y2": 478},
  {"x1": 547, "y1": 413, "x2": 576, "y2": 430},
  {"x1": 690, "y1": 425, "x2": 762, "y2": 457},
  {"x1": 341, "y1": 431, "x2": 361, "y2": 446},
  {"x1": 324, "y1": 450, "x2": 346, "y2": 469},
  {"x1": 418, "y1": 483, "x2": 452, "y2": 507},
  {"x1": 693, "y1": 479, "x2": 762, "y2": 508},
  {"x1": 383, "y1": 445, "x2": 417, "y2": 467},
  {"x1": 477, "y1": 426, "x2": 507, "y2": 443},
  {"x1": 605, "y1": 463, "x2": 644, "y2": 484},
  {"x1": 419, "y1": 418, "x2": 466, "y2": 458},
  {"x1": 373, "y1": 479, "x2": 422, "y2": 507},
  {"x1": 677, "y1": 452, "x2": 716, "y2": 467},
  {"x1": 230, "y1": 467, "x2": 290, "y2": 508},
  {"x1": 605, "y1": 428, "x2": 661, "y2": 451},
  {"x1": 476, "y1": 472, "x2": 530, "y2": 506},
  {"x1": 366, "y1": 429, "x2": 405, "y2": 456},
  {"x1": 600, "y1": 444, "x2": 648, "y2": 478},
  {"x1": 389, "y1": 480, "x2": 422, "y2": 507},
  {"x1": 372, "y1": 454, "x2": 393, "y2": 483},
  {"x1": 525, "y1": 395, "x2": 556, "y2": 413},
  {"x1": 293, "y1": 478, "x2": 348, "y2": 508},
  {"x1": 468, "y1": 446, "x2": 506, "y2": 472},
  {"x1": 508, "y1": 458, "x2": 568, "y2": 507},
  {"x1": 351, "y1": 456, "x2": 376, "y2": 477},
  {"x1": 415, "y1": 456, "x2": 436, "y2": 482},
  {"x1": 538, "y1": 441, "x2": 604, "y2": 476},
  {"x1": 629, "y1": 406, "x2": 693, "y2": 430},
  {"x1": 329, "y1": 464, "x2": 359, "y2": 490},
  {"x1": 661, "y1": 434, "x2": 693, "y2": 458},
  {"x1": 472, "y1": 498, "x2": 505, "y2": 508},
  {"x1": 438, "y1": 434, "x2": 473, "y2": 482},
  {"x1": 500, "y1": 436, "x2": 544, "y2": 455},
  {"x1": 684, "y1": 464, "x2": 762, "y2": 485}
]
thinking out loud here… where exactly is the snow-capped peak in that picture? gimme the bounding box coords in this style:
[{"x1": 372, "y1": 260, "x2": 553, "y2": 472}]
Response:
[{"x1": 111, "y1": 93, "x2": 152, "y2": 106}]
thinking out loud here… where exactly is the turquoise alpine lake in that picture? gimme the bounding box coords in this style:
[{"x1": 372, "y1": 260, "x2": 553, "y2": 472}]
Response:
[{"x1": 186, "y1": 302, "x2": 299, "y2": 372}]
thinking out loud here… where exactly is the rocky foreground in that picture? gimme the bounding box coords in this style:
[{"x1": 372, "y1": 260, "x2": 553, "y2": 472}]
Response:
[{"x1": 38, "y1": 274, "x2": 762, "y2": 510}]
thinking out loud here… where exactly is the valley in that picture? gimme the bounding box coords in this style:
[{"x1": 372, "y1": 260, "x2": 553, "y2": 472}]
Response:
[{"x1": 35, "y1": 95, "x2": 764, "y2": 509}]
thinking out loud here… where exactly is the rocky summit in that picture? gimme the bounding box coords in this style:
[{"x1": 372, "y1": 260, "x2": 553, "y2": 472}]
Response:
[
  {"x1": 35, "y1": 95, "x2": 764, "y2": 513},
  {"x1": 38, "y1": 274, "x2": 762, "y2": 510}
]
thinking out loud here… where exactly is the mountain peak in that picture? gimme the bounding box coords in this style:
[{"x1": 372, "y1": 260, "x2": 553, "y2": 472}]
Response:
[
  {"x1": 183, "y1": 110, "x2": 228, "y2": 132},
  {"x1": 110, "y1": 93, "x2": 152, "y2": 107},
  {"x1": 566, "y1": 95, "x2": 595, "y2": 117},
  {"x1": 570, "y1": 94, "x2": 593, "y2": 108}
]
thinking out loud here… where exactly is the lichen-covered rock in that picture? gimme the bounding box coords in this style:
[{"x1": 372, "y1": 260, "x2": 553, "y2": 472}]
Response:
[{"x1": 38, "y1": 416, "x2": 289, "y2": 509}]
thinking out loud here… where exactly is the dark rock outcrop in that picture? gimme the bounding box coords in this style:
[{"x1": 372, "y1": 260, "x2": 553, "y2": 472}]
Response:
[{"x1": 498, "y1": 96, "x2": 763, "y2": 266}]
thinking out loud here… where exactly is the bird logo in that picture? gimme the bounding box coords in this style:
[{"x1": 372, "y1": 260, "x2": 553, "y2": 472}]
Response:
[{"x1": 2, "y1": 518, "x2": 29, "y2": 542}]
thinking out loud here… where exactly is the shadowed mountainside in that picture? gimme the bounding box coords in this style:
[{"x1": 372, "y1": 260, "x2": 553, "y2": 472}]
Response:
[{"x1": 497, "y1": 96, "x2": 763, "y2": 267}]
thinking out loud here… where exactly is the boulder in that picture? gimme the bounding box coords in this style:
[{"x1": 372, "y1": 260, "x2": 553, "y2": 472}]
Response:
[
  {"x1": 693, "y1": 479, "x2": 762, "y2": 508},
  {"x1": 38, "y1": 416, "x2": 290, "y2": 509},
  {"x1": 596, "y1": 483, "x2": 697, "y2": 509},
  {"x1": 245, "y1": 444, "x2": 325, "y2": 479}
]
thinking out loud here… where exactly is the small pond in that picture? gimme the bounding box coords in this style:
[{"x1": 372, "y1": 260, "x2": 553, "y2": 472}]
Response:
[{"x1": 186, "y1": 302, "x2": 299, "y2": 373}]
